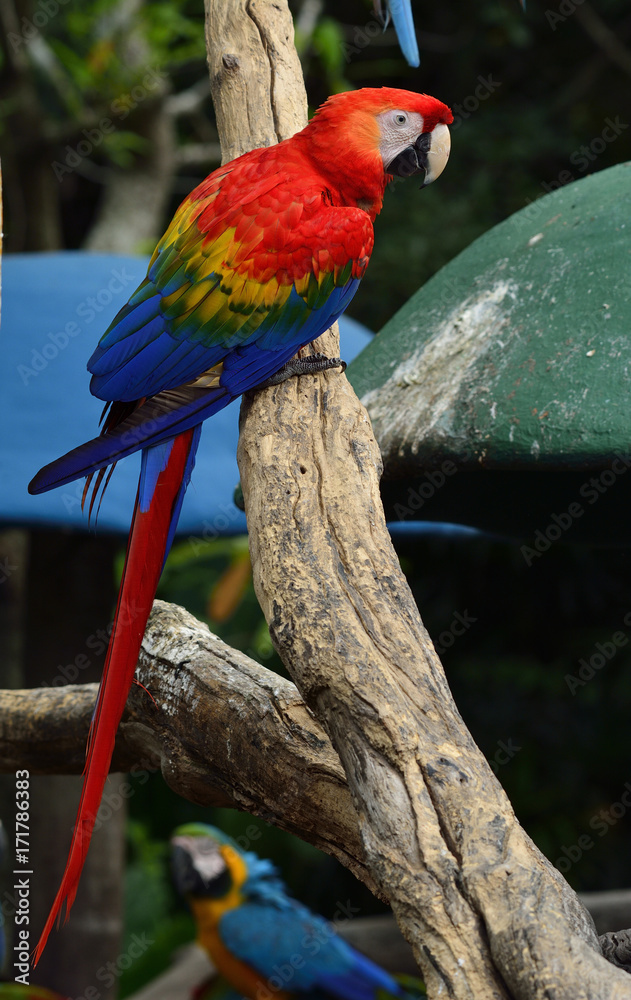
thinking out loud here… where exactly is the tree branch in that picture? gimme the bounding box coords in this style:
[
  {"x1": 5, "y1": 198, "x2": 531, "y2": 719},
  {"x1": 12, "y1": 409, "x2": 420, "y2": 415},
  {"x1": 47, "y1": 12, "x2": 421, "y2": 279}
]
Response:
[
  {"x1": 203, "y1": 1, "x2": 631, "y2": 997},
  {"x1": 0, "y1": 600, "x2": 370, "y2": 887},
  {"x1": 0, "y1": 603, "x2": 630, "y2": 978}
]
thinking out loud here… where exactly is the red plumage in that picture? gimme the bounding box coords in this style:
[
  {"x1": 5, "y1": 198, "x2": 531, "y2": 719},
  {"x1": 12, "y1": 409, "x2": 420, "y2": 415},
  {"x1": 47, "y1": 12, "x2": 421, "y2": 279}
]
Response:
[
  {"x1": 31, "y1": 85, "x2": 453, "y2": 963},
  {"x1": 33, "y1": 430, "x2": 197, "y2": 964}
]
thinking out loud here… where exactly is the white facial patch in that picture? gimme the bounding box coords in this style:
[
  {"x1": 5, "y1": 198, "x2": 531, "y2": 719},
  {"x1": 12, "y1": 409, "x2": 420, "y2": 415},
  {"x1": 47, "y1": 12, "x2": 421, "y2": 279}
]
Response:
[
  {"x1": 173, "y1": 835, "x2": 227, "y2": 885},
  {"x1": 376, "y1": 109, "x2": 426, "y2": 169}
]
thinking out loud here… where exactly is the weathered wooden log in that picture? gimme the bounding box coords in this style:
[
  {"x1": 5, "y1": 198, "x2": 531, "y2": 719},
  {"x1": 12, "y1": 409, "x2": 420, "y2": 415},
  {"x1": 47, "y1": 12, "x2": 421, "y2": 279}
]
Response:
[
  {"x1": 207, "y1": 1, "x2": 631, "y2": 997},
  {"x1": 0, "y1": 601, "x2": 369, "y2": 884},
  {"x1": 2, "y1": 599, "x2": 631, "y2": 992}
]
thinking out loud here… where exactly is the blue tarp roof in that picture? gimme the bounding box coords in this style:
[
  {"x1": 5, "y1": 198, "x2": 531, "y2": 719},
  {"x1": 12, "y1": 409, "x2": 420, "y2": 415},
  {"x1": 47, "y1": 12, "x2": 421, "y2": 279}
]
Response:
[{"x1": 1, "y1": 253, "x2": 373, "y2": 537}]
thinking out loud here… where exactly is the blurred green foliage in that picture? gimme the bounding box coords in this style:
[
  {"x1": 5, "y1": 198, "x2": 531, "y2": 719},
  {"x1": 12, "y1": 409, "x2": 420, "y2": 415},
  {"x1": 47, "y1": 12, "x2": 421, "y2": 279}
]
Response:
[
  {"x1": 4, "y1": 0, "x2": 630, "y2": 319},
  {"x1": 2, "y1": 0, "x2": 206, "y2": 106},
  {"x1": 157, "y1": 535, "x2": 281, "y2": 670}
]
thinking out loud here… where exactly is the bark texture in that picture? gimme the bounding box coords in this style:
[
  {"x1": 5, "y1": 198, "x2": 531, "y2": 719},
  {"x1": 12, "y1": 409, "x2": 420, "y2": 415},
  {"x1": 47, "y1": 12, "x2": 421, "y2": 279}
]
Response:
[
  {"x1": 0, "y1": 608, "x2": 628, "y2": 972},
  {"x1": 206, "y1": 1, "x2": 631, "y2": 997},
  {"x1": 205, "y1": 0, "x2": 307, "y2": 163},
  {"x1": 0, "y1": 601, "x2": 368, "y2": 885}
]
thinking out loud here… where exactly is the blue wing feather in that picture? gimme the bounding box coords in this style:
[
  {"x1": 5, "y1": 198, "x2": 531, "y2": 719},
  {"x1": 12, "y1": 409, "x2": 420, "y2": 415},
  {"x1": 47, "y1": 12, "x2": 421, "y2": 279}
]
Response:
[
  {"x1": 28, "y1": 275, "x2": 359, "y2": 496},
  {"x1": 28, "y1": 384, "x2": 227, "y2": 494},
  {"x1": 87, "y1": 268, "x2": 360, "y2": 404},
  {"x1": 219, "y1": 902, "x2": 402, "y2": 1000},
  {"x1": 218, "y1": 283, "x2": 359, "y2": 394},
  {"x1": 94, "y1": 285, "x2": 162, "y2": 346}
]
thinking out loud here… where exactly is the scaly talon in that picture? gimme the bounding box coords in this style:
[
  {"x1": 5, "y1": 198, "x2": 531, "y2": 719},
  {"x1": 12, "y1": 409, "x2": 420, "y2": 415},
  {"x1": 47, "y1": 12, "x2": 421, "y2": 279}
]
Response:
[{"x1": 257, "y1": 354, "x2": 347, "y2": 388}]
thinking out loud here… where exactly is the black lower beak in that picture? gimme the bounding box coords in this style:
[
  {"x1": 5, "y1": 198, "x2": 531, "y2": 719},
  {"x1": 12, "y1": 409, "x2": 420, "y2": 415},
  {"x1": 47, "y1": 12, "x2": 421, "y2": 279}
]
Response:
[
  {"x1": 171, "y1": 844, "x2": 198, "y2": 894},
  {"x1": 387, "y1": 132, "x2": 431, "y2": 182}
]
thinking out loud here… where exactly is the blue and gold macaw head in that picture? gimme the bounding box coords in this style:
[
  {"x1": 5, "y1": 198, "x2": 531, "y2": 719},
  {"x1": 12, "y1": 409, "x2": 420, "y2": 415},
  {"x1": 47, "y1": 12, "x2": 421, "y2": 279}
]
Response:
[
  {"x1": 171, "y1": 823, "x2": 288, "y2": 910},
  {"x1": 171, "y1": 824, "x2": 242, "y2": 899}
]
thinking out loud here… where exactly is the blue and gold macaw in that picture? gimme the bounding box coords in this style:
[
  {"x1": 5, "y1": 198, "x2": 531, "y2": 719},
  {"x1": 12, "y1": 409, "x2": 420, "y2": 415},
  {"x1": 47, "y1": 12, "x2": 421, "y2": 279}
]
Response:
[{"x1": 171, "y1": 825, "x2": 426, "y2": 1000}]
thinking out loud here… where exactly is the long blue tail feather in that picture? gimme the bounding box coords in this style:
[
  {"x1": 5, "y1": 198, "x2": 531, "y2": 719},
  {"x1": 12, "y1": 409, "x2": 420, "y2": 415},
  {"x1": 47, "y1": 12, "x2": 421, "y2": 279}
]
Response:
[
  {"x1": 29, "y1": 338, "x2": 312, "y2": 496},
  {"x1": 28, "y1": 384, "x2": 227, "y2": 495}
]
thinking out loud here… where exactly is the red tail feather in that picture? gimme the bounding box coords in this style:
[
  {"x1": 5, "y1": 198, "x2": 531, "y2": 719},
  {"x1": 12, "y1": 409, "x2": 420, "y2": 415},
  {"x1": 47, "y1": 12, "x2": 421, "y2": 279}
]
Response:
[{"x1": 33, "y1": 429, "x2": 196, "y2": 964}]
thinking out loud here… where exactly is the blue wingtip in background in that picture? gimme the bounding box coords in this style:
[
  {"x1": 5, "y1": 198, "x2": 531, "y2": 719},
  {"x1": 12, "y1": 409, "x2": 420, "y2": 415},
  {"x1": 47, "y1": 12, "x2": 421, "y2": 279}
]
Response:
[{"x1": 387, "y1": 0, "x2": 420, "y2": 68}]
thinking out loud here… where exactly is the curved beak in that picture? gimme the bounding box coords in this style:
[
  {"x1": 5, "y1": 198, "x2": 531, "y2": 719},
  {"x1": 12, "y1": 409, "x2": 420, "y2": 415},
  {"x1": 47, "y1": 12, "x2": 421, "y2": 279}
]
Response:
[
  {"x1": 422, "y1": 123, "x2": 451, "y2": 186},
  {"x1": 386, "y1": 123, "x2": 451, "y2": 187}
]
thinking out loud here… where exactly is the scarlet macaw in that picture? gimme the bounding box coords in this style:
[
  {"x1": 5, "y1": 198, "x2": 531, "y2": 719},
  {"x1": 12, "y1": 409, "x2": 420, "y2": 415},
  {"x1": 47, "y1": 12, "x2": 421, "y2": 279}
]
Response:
[
  {"x1": 171, "y1": 824, "x2": 426, "y2": 1000},
  {"x1": 30, "y1": 86, "x2": 452, "y2": 960}
]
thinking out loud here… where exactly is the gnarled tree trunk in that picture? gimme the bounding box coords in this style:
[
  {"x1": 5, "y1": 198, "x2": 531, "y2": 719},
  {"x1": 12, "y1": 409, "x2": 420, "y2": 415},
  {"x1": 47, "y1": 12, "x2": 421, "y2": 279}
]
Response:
[{"x1": 208, "y1": 2, "x2": 631, "y2": 998}]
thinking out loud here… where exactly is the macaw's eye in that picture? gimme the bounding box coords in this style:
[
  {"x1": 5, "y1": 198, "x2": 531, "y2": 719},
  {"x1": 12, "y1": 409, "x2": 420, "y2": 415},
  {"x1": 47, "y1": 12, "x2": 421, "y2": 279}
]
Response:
[{"x1": 395, "y1": 113, "x2": 407, "y2": 126}]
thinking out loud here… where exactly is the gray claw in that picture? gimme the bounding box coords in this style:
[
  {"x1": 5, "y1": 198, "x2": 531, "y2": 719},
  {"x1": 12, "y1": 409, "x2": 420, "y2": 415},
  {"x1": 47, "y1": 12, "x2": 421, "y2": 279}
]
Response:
[{"x1": 258, "y1": 354, "x2": 347, "y2": 388}]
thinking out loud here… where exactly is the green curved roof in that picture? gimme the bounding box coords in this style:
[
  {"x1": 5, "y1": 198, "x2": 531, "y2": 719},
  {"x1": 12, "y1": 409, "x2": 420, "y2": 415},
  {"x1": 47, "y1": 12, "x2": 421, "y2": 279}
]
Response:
[{"x1": 349, "y1": 162, "x2": 631, "y2": 478}]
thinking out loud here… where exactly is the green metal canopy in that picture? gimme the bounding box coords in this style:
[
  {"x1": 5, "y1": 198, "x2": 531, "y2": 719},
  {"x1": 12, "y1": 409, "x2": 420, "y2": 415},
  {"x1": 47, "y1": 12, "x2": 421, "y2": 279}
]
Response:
[{"x1": 348, "y1": 162, "x2": 631, "y2": 543}]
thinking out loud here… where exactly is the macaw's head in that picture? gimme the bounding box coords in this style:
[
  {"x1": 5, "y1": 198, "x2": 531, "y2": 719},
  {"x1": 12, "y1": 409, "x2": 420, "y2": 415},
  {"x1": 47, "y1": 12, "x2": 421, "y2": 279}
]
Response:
[
  {"x1": 300, "y1": 87, "x2": 453, "y2": 213},
  {"x1": 171, "y1": 824, "x2": 247, "y2": 901}
]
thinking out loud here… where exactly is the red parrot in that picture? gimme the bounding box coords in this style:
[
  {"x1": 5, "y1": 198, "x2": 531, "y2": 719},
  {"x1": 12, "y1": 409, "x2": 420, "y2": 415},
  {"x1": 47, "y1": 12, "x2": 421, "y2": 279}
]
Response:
[{"x1": 29, "y1": 86, "x2": 453, "y2": 961}]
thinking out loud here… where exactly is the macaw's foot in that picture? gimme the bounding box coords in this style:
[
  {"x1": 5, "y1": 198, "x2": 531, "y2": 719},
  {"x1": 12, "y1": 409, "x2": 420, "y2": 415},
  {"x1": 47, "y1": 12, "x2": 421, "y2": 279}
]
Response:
[{"x1": 258, "y1": 353, "x2": 347, "y2": 388}]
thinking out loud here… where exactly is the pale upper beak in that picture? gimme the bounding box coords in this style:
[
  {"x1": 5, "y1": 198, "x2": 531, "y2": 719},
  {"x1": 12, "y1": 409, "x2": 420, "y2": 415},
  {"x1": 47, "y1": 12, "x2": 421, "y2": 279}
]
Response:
[
  {"x1": 422, "y1": 123, "x2": 451, "y2": 186},
  {"x1": 386, "y1": 123, "x2": 451, "y2": 187}
]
